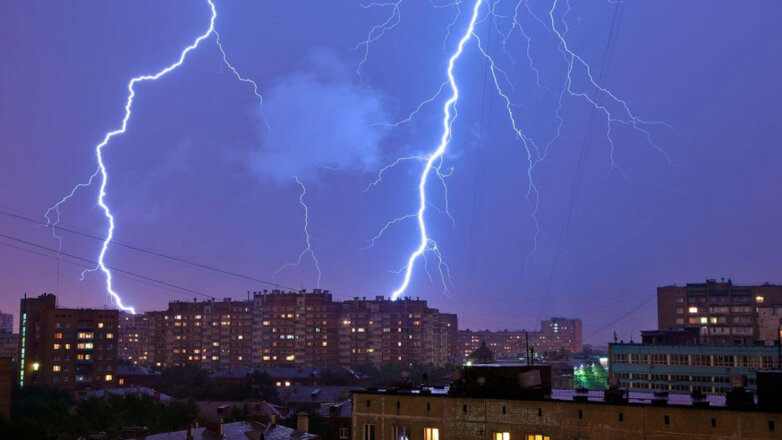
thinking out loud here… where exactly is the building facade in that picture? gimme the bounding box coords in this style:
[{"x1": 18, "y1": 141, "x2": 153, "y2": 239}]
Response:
[
  {"x1": 18, "y1": 293, "x2": 118, "y2": 389},
  {"x1": 459, "y1": 318, "x2": 583, "y2": 360},
  {"x1": 0, "y1": 332, "x2": 19, "y2": 362},
  {"x1": 353, "y1": 364, "x2": 782, "y2": 440},
  {"x1": 0, "y1": 311, "x2": 13, "y2": 334},
  {"x1": 119, "y1": 290, "x2": 458, "y2": 370},
  {"x1": 658, "y1": 279, "x2": 782, "y2": 345},
  {"x1": 609, "y1": 343, "x2": 781, "y2": 394}
]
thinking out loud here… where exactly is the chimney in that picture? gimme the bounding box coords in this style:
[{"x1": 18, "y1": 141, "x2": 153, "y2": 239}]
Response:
[
  {"x1": 297, "y1": 412, "x2": 309, "y2": 433},
  {"x1": 204, "y1": 418, "x2": 223, "y2": 436}
]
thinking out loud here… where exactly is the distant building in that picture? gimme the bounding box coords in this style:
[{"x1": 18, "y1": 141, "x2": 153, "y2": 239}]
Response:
[
  {"x1": 0, "y1": 311, "x2": 13, "y2": 334},
  {"x1": 18, "y1": 293, "x2": 118, "y2": 389},
  {"x1": 117, "y1": 312, "x2": 150, "y2": 365},
  {"x1": 758, "y1": 305, "x2": 782, "y2": 345},
  {"x1": 131, "y1": 418, "x2": 319, "y2": 440},
  {"x1": 459, "y1": 317, "x2": 583, "y2": 360},
  {"x1": 468, "y1": 341, "x2": 494, "y2": 363},
  {"x1": 119, "y1": 290, "x2": 458, "y2": 369},
  {"x1": 353, "y1": 364, "x2": 782, "y2": 440},
  {"x1": 0, "y1": 332, "x2": 19, "y2": 362},
  {"x1": 609, "y1": 342, "x2": 781, "y2": 394},
  {"x1": 116, "y1": 364, "x2": 161, "y2": 388},
  {"x1": 657, "y1": 279, "x2": 782, "y2": 345}
]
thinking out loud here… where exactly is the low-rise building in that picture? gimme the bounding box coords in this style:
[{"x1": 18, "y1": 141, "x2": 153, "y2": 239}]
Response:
[
  {"x1": 352, "y1": 364, "x2": 782, "y2": 440},
  {"x1": 609, "y1": 343, "x2": 781, "y2": 394}
]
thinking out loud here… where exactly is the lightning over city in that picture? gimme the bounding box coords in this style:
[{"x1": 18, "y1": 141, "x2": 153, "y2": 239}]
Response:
[
  {"x1": 273, "y1": 177, "x2": 322, "y2": 288},
  {"x1": 362, "y1": 0, "x2": 672, "y2": 299},
  {"x1": 42, "y1": 0, "x2": 267, "y2": 313},
  {"x1": 6, "y1": 3, "x2": 778, "y2": 418}
]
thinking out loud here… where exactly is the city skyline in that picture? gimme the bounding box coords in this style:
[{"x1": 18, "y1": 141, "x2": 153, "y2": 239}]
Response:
[{"x1": 3, "y1": 1, "x2": 782, "y2": 347}]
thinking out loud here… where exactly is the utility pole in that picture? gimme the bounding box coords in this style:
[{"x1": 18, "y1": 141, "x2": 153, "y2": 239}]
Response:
[{"x1": 525, "y1": 331, "x2": 530, "y2": 366}]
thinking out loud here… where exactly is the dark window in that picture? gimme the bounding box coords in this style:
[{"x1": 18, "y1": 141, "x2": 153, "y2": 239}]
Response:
[
  {"x1": 711, "y1": 418, "x2": 716, "y2": 428},
  {"x1": 462, "y1": 404, "x2": 467, "y2": 413},
  {"x1": 770, "y1": 421, "x2": 775, "y2": 431},
  {"x1": 502, "y1": 406, "x2": 506, "y2": 415},
  {"x1": 366, "y1": 399, "x2": 371, "y2": 408},
  {"x1": 664, "y1": 415, "x2": 670, "y2": 425},
  {"x1": 427, "y1": 402, "x2": 431, "y2": 411},
  {"x1": 396, "y1": 401, "x2": 400, "y2": 410},
  {"x1": 538, "y1": 408, "x2": 543, "y2": 417},
  {"x1": 578, "y1": 410, "x2": 583, "y2": 419},
  {"x1": 619, "y1": 413, "x2": 623, "y2": 422}
]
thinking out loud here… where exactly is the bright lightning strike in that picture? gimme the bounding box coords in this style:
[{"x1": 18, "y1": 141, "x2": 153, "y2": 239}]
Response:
[
  {"x1": 364, "y1": 0, "x2": 670, "y2": 300},
  {"x1": 386, "y1": 0, "x2": 484, "y2": 300},
  {"x1": 274, "y1": 177, "x2": 322, "y2": 288},
  {"x1": 46, "y1": 0, "x2": 266, "y2": 314}
]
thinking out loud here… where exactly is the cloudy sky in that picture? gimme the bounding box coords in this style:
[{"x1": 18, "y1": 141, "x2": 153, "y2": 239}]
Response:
[{"x1": 2, "y1": 0, "x2": 781, "y2": 344}]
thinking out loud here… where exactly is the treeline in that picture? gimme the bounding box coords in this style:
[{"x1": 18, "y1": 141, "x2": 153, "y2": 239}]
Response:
[{"x1": 0, "y1": 385, "x2": 198, "y2": 440}]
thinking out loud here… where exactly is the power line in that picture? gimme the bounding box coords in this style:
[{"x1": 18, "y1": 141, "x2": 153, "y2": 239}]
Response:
[
  {"x1": 0, "y1": 232, "x2": 216, "y2": 301},
  {"x1": 537, "y1": 2, "x2": 625, "y2": 321},
  {"x1": 0, "y1": 239, "x2": 217, "y2": 300},
  {"x1": 0, "y1": 207, "x2": 358, "y2": 300}
]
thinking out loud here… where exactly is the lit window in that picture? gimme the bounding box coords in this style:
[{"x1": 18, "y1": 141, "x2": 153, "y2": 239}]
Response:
[
  {"x1": 53, "y1": 344, "x2": 61, "y2": 350},
  {"x1": 527, "y1": 436, "x2": 549, "y2": 440},
  {"x1": 105, "y1": 375, "x2": 113, "y2": 381},
  {"x1": 494, "y1": 433, "x2": 510, "y2": 440},
  {"x1": 106, "y1": 333, "x2": 113, "y2": 339},
  {"x1": 285, "y1": 381, "x2": 291, "y2": 386},
  {"x1": 54, "y1": 333, "x2": 63, "y2": 340},
  {"x1": 32, "y1": 362, "x2": 40, "y2": 371},
  {"x1": 700, "y1": 317, "x2": 708, "y2": 324},
  {"x1": 119, "y1": 379, "x2": 124, "y2": 385},
  {"x1": 424, "y1": 428, "x2": 440, "y2": 440},
  {"x1": 98, "y1": 323, "x2": 104, "y2": 328},
  {"x1": 688, "y1": 307, "x2": 698, "y2": 314},
  {"x1": 52, "y1": 365, "x2": 61, "y2": 372},
  {"x1": 756, "y1": 296, "x2": 765, "y2": 304},
  {"x1": 286, "y1": 355, "x2": 295, "y2": 361}
]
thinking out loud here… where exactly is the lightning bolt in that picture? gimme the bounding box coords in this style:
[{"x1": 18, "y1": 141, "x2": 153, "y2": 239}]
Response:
[
  {"x1": 547, "y1": 0, "x2": 672, "y2": 173},
  {"x1": 384, "y1": 0, "x2": 484, "y2": 300},
  {"x1": 354, "y1": 0, "x2": 405, "y2": 81},
  {"x1": 45, "y1": 0, "x2": 266, "y2": 314},
  {"x1": 274, "y1": 177, "x2": 322, "y2": 288},
  {"x1": 363, "y1": 0, "x2": 670, "y2": 300}
]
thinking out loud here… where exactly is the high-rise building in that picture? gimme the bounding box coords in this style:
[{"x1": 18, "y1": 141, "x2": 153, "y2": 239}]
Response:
[
  {"x1": 0, "y1": 311, "x2": 13, "y2": 334},
  {"x1": 458, "y1": 318, "x2": 583, "y2": 360},
  {"x1": 118, "y1": 290, "x2": 457, "y2": 369},
  {"x1": 118, "y1": 312, "x2": 150, "y2": 365},
  {"x1": 657, "y1": 279, "x2": 782, "y2": 345},
  {"x1": 18, "y1": 293, "x2": 118, "y2": 389}
]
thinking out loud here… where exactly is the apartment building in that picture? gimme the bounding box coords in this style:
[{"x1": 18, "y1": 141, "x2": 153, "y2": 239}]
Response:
[
  {"x1": 18, "y1": 293, "x2": 118, "y2": 389},
  {"x1": 119, "y1": 290, "x2": 458, "y2": 370},
  {"x1": 658, "y1": 279, "x2": 782, "y2": 345},
  {"x1": 459, "y1": 318, "x2": 583, "y2": 360},
  {"x1": 609, "y1": 342, "x2": 780, "y2": 394}
]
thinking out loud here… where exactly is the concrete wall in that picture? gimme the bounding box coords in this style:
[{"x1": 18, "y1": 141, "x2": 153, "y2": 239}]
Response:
[{"x1": 352, "y1": 391, "x2": 782, "y2": 440}]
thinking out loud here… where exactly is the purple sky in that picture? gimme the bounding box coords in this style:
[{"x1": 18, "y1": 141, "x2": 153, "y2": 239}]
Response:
[{"x1": 2, "y1": 1, "x2": 781, "y2": 345}]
